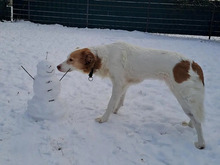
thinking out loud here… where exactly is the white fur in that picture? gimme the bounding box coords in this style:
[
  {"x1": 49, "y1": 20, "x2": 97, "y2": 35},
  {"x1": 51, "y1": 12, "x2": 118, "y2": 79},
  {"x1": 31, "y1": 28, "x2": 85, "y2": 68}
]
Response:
[{"x1": 58, "y1": 42, "x2": 205, "y2": 149}]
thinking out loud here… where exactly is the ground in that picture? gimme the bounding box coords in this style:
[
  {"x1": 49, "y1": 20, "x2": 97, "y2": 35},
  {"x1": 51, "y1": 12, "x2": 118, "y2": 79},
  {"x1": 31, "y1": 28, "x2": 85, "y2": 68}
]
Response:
[{"x1": 0, "y1": 21, "x2": 220, "y2": 165}]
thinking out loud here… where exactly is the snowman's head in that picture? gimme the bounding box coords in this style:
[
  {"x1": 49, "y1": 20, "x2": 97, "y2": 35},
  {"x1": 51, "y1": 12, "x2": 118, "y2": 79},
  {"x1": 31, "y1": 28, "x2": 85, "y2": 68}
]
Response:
[{"x1": 37, "y1": 60, "x2": 55, "y2": 76}]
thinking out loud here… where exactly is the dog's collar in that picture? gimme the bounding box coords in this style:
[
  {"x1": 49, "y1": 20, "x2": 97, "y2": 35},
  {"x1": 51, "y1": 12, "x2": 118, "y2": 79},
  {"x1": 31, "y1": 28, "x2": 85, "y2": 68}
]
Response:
[
  {"x1": 87, "y1": 50, "x2": 100, "y2": 81},
  {"x1": 88, "y1": 68, "x2": 94, "y2": 81}
]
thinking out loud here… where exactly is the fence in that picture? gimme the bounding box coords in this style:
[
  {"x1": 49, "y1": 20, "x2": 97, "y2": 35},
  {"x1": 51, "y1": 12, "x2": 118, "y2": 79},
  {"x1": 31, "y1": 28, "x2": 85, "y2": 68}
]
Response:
[
  {"x1": 4, "y1": 0, "x2": 220, "y2": 37},
  {"x1": 0, "y1": 0, "x2": 10, "y2": 20}
]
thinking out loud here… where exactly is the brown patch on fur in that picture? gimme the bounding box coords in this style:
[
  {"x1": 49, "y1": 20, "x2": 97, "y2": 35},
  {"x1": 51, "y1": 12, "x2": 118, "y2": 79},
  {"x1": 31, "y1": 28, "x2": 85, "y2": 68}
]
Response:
[
  {"x1": 173, "y1": 60, "x2": 190, "y2": 83},
  {"x1": 192, "y1": 61, "x2": 204, "y2": 86},
  {"x1": 68, "y1": 48, "x2": 102, "y2": 73}
]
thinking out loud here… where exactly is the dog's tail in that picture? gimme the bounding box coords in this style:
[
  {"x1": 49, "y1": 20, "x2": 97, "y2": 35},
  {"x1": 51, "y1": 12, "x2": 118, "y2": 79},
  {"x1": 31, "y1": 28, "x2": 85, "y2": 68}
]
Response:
[
  {"x1": 185, "y1": 85, "x2": 205, "y2": 123},
  {"x1": 173, "y1": 79, "x2": 205, "y2": 123},
  {"x1": 184, "y1": 92, "x2": 205, "y2": 123},
  {"x1": 193, "y1": 100, "x2": 205, "y2": 123}
]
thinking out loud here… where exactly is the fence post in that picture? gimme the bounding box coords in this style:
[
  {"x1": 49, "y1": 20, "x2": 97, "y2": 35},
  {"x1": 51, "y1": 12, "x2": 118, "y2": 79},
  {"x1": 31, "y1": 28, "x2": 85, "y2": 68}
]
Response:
[
  {"x1": 86, "y1": 0, "x2": 89, "y2": 27},
  {"x1": 28, "y1": 0, "x2": 30, "y2": 20},
  {"x1": 146, "y1": 0, "x2": 151, "y2": 32},
  {"x1": 6, "y1": 0, "x2": 13, "y2": 21},
  {"x1": 209, "y1": 4, "x2": 216, "y2": 39}
]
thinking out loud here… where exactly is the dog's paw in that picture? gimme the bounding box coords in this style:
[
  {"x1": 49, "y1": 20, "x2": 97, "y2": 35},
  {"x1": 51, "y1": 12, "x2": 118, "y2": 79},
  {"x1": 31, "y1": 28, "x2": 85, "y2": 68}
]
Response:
[
  {"x1": 182, "y1": 121, "x2": 188, "y2": 126},
  {"x1": 113, "y1": 108, "x2": 119, "y2": 114},
  {"x1": 194, "y1": 142, "x2": 205, "y2": 150},
  {"x1": 95, "y1": 117, "x2": 107, "y2": 123},
  {"x1": 182, "y1": 121, "x2": 194, "y2": 128}
]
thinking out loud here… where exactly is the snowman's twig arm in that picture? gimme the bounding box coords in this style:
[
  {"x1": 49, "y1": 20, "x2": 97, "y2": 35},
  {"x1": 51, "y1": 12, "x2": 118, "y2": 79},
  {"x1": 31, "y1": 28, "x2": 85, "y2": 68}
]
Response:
[
  {"x1": 21, "y1": 66, "x2": 35, "y2": 80},
  {"x1": 59, "y1": 68, "x2": 71, "y2": 81}
]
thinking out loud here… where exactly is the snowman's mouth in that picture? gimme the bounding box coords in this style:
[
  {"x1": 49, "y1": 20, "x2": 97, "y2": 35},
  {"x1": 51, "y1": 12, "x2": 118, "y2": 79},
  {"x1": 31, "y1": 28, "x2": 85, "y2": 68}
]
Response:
[{"x1": 46, "y1": 69, "x2": 54, "y2": 73}]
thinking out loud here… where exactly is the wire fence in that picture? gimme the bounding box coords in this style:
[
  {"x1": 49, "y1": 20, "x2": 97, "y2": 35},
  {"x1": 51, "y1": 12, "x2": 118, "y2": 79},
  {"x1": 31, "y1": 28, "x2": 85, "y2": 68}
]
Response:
[{"x1": 2, "y1": 0, "x2": 220, "y2": 38}]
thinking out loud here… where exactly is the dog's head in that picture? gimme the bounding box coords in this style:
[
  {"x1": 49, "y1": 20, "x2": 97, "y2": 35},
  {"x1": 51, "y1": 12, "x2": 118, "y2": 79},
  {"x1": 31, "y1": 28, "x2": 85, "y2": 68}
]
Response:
[{"x1": 57, "y1": 48, "x2": 97, "y2": 73}]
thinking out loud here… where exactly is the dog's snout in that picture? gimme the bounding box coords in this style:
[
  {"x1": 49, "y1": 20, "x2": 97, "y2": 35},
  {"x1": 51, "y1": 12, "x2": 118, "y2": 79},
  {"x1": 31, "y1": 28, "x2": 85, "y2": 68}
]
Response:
[{"x1": 57, "y1": 65, "x2": 61, "y2": 71}]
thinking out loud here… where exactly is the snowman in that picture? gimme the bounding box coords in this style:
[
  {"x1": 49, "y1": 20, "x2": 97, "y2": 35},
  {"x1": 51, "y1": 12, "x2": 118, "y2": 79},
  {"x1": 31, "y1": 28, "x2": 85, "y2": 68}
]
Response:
[{"x1": 27, "y1": 60, "x2": 66, "y2": 120}]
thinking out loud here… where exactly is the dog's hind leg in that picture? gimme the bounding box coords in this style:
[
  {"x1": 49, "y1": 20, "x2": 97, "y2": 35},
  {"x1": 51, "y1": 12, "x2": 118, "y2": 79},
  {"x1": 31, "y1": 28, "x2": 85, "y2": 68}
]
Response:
[
  {"x1": 190, "y1": 116, "x2": 205, "y2": 149},
  {"x1": 175, "y1": 93, "x2": 205, "y2": 149},
  {"x1": 183, "y1": 110, "x2": 205, "y2": 149}
]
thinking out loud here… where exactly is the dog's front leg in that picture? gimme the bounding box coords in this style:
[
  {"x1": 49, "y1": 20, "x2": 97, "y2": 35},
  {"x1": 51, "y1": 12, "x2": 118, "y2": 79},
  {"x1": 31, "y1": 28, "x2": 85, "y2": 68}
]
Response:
[
  {"x1": 113, "y1": 90, "x2": 127, "y2": 114},
  {"x1": 96, "y1": 82, "x2": 124, "y2": 123}
]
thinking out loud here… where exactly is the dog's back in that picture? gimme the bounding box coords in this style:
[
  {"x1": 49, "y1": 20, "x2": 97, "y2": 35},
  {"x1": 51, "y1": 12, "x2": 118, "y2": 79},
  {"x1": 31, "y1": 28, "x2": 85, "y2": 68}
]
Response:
[{"x1": 91, "y1": 42, "x2": 193, "y2": 82}]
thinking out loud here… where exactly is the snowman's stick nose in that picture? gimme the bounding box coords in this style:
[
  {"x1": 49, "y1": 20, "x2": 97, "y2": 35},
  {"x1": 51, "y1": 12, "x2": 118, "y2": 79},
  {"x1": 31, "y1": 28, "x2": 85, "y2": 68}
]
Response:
[{"x1": 21, "y1": 66, "x2": 35, "y2": 80}]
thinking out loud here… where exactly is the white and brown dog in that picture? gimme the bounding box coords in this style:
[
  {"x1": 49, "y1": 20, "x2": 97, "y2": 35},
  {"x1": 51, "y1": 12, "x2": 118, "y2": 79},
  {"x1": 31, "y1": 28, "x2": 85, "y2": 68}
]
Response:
[{"x1": 57, "y1": 42, "x2": 205, "y2": 149}]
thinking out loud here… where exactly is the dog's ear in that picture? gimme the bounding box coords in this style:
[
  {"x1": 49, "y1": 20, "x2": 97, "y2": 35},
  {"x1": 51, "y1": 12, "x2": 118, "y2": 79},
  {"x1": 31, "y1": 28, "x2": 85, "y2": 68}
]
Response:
[
  {"x1": 80, "y1": 49, "x2": 95, "y2": 72},
  {"x1": 85, "y1": 53, "x2": 95, "y2": 66},
  {"x1": 81, "y1": 49, "x2": 95, "y2": 66}
]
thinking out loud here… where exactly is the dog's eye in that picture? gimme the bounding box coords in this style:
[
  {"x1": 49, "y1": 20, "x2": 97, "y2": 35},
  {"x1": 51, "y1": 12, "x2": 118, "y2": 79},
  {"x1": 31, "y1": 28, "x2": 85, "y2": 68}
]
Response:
[{"x1": 69, "y1": 59, "x2": 73, "y2": 62}]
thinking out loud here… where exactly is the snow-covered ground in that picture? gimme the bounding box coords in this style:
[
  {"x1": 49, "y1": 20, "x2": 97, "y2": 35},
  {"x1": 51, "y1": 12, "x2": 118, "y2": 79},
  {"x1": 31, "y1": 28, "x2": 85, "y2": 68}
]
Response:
[{"x1": 0, "y1": 21, "x2": 220, "y2": 165}]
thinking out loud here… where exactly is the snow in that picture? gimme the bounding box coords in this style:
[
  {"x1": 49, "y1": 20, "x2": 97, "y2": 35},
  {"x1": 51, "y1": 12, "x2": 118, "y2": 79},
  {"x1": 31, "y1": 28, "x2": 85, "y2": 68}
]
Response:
[{"x1": 0, "y1": 21, "x2": 220, "y2": 165}]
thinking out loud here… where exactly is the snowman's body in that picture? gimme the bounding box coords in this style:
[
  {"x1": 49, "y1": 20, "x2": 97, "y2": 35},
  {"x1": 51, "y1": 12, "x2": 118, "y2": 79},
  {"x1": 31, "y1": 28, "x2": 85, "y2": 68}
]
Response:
[{"x1": 27, "y1": 60, "x2": 66, "y2": 120}]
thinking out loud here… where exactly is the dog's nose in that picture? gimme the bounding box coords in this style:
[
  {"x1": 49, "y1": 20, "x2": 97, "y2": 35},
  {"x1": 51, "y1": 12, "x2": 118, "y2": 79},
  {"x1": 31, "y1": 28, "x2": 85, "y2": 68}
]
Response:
[{"x1": 57, "y1": 65, "x2": 61, "y2": 71}]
